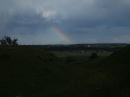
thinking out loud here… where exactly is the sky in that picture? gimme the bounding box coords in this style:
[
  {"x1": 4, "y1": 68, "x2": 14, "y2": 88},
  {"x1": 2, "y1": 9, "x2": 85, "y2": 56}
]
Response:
[{"x1": 0, "y1": 0, "x2": 130, "y2": 44}]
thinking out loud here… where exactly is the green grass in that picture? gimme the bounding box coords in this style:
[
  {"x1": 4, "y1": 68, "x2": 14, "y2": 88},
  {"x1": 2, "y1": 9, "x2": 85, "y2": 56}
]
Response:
[
  {"x1": 71, "y1": 46, "x2": 130, "y2": 96},
  {"x1": 51, "y1": 51, "x2": 112, "y2": 63},
  {"x1": 0, "y1": 46, "x2": 130, "y2": 97},
  {"x1": 0, "y1": 46, "x2": 72, "y2": 96}
]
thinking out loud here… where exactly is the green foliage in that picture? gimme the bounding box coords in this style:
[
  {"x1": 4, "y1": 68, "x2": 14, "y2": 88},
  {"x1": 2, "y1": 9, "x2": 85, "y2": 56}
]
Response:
[
  {"x1": 0, "y1": 36, "x2": 18, "y2": 46},
  {"x1": 89, "y1": 53, "x2": 98, "y2": 59}
]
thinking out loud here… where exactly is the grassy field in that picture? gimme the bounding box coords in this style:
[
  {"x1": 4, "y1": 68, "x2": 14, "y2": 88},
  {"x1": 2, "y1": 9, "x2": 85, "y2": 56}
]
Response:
[
  {"x1": 51, "y1": 51, "x2": 113, "y2": 62},
  {"x1": 0, "y1": 46, "x2": 130, "y2": 96}
]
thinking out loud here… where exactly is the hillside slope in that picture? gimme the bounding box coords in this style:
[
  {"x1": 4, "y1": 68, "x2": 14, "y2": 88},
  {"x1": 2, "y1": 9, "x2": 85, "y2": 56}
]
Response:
[
  {"x1": 0, "y1": 46, "x2": 130, "y2": 97},
  {"x1": 100, "y1": 45, "x2": 130, "y2": 96},
  {"x1": 0, "y1": 46, "x2": 73, "y2": 96},
  {"x1": 69, "y1": 45, "x2": 130, "y2": 97}
]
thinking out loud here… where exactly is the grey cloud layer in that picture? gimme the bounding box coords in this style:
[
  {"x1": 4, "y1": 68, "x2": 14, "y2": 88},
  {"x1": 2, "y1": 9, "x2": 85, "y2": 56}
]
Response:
[{"x1": 0, "y1": 0, "x2": 130, "y2": 44}]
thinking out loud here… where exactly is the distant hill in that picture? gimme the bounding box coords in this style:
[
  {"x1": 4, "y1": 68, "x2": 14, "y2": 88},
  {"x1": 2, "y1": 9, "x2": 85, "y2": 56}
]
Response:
[
  {"x1": 0, "y1": 46, "x2": 130, "y2": 97},
  {"x1": 31, "y1": 43, "x2": 128, "y2": 51}
]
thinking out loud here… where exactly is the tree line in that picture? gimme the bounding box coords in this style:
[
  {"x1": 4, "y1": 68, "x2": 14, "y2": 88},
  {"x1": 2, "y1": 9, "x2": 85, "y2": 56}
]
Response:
[{"x1": 0, "y1": 36, "x2": 18, "y2": 46}]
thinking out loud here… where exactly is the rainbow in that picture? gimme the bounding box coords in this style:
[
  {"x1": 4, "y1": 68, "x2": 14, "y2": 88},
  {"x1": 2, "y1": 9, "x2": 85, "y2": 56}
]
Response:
[{"x1": 50, "y1": 26, "x2": 72, "y2": 43}]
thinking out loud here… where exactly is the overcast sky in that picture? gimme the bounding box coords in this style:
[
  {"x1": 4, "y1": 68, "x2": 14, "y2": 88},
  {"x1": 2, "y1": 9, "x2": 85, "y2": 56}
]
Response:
[{"x1": 0, "y1": 0, "x2": 130, "y2": 44}]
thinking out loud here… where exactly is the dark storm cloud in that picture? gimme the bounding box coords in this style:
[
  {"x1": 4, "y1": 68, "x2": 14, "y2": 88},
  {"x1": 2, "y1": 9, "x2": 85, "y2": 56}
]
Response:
[
  {"x1": 5, "y1": 14, "x2": 47, "y2": 33},
  {"x1": 0, "y1": 0, "x2": 130, "y2": 44}
]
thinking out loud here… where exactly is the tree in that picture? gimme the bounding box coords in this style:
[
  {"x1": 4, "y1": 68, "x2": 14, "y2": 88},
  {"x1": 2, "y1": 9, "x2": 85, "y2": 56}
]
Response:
[
  {"x1": 89, "y1": 53, "x2": 98, "y2": 59},
  {"x1": 12, "y1": 38, "x2": 18, "y2": 46},
  {"x1": 0, "y1": 37, "x2": 6, "y2": 45},
  {"x1": 4, "y1": 36, "x2": 12, "y2": 46},
  {"x1": 0, "y1": 36, "x2": 18, "y2": 46}
]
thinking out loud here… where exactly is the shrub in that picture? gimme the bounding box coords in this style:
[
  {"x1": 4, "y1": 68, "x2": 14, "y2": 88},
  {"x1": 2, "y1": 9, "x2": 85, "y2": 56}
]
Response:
[{"x1": 89, "y1": 53, "x2": 98, "y2": 59}]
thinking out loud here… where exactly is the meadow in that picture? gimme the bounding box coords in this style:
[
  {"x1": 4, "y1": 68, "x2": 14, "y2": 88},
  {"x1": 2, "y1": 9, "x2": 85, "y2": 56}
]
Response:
[
  {"x1": 51, "y1": 50, "x2": 113, "y2": 63},
  {"x1": 0, "y1": 46, "x2": 130, "y2": 97}
]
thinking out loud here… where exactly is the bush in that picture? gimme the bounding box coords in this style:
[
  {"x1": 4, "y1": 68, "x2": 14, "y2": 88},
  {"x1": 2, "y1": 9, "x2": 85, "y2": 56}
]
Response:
[{"x1": 89, "y1": 53, "x2": 98, "y2": 59}]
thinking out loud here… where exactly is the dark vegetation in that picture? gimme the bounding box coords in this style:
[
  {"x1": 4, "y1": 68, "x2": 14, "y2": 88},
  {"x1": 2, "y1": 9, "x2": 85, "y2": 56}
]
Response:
[
  {"x1": 0, "y1": 36, "x2": 18, "y2": 46},
  {"x1": 0, "y1": 46, "x2": 70, "y2": 96},
  {"x1": 89, "y1": 53, "x2": 98, "y2": 59},
  {"x1": 34, "y1": 43, "x2": 127, "y2": 52},
  {"x1": 0, "y1": 38, "x2": 130, "y2": 96},
  {"x1": 66, "y1": 55, "x2": 77, "y2": 63},
  {"x1": 51, "y1": 51, "x2": 112, "y2": 64}
]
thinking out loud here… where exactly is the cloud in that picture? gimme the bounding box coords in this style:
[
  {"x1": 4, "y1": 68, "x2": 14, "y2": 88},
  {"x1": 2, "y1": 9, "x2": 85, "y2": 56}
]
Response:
[{"x1": 0, "y1": 0, "x2": 130, "y2": 44}]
